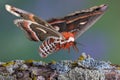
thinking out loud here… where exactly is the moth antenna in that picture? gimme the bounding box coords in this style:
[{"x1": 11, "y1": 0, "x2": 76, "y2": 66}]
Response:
[
  {"x1": 72, "y1": 41, "x2": 86, "y2": 53},
  {"x1": 75, "y1": 41, "x2": 85, "y2": 47}
]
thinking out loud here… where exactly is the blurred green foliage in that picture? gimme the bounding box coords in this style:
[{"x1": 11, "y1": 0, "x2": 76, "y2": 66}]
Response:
[{"x1": 0, "y1": 0, "x2": 120, "y2": 64}]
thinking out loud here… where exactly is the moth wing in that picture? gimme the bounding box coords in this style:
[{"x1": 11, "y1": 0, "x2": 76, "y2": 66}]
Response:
[
  {"x1": 14, "y1": 19, "x2": 63, "y2": 41},
  {"x1": 5, "y1": 4, "x2": 54, "y2": 30},
  {"x1": 47, "y1": 4, "x2": 108, "y2": 39}
]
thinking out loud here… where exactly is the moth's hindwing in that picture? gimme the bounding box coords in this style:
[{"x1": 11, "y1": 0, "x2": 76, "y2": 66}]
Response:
[
  {"x1": 47, "y1": 4, "x2": 108, "y2": 39},
  {"x1": 14, "y1": 19, "x2": 63, "y2": 41}
]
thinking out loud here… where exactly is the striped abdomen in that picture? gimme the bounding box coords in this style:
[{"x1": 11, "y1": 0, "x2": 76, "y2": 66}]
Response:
[
  {"x1": 39, "y1": 32, "x2": 75, "y2": 58},
  {"x1": 39, "y1": 36, "x2": 75, "y2": 57},
  {"x1": 39, "y1": 37, "x2": 62, "y2": 57}
]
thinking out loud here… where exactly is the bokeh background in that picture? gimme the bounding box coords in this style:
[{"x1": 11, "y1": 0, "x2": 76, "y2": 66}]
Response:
[{"x1": 0, "y1": 0, "x2": 120, "y2": 63}]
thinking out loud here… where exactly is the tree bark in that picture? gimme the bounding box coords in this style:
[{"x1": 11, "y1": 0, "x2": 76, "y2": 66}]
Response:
[{"x1": 0, "y1": 53, "x2": 120, "y2": 80}]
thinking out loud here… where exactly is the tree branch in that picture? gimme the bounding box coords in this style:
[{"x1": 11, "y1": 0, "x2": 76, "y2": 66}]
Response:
[{"x1": 0, "y1": 53, "x2": 120, "y2": 80}]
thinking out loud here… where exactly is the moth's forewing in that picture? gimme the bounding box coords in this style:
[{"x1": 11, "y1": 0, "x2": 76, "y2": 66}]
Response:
[
  {"x1": 47, "y1": 4, "x2": 108, "y2": 39},
  {"x1": 5, "y1": 4, "x2": 55, "y2": 31},
  {"x1": 14, "y1": 19, "x2": 63, "y2": 41},
  {"x1": 47, "y1": 19, "x2": 67, "y2": 32},
  {"x1": 5, "y1": 4, "x2": 64, "y2": 41}
]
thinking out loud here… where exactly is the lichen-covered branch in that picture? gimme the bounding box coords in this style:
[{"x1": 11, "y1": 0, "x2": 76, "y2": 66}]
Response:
[{"x1": 0, "y1": 53, "x2": 120, "y2": 80}]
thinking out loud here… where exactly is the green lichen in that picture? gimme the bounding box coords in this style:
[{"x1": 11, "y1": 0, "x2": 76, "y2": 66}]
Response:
[{"x1": 2, "y1": 61, "x2": 14, "y2": 67}]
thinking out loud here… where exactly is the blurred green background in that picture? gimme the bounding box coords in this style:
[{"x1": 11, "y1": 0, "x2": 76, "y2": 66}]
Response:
[{"x1": 0, "y1": 0, "x2": 120, "y2": 63}]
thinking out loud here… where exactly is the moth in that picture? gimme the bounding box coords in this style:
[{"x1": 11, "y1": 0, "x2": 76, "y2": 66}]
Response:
[{"x1": 5, "y1": 4, "x2": 107, "y2": 58}]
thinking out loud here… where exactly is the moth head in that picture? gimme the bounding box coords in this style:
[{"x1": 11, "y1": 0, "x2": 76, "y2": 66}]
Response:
[{"x1": 67, "y1": 37, "x2": 75, "y2": 42}]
